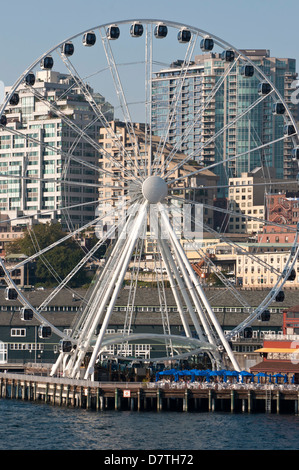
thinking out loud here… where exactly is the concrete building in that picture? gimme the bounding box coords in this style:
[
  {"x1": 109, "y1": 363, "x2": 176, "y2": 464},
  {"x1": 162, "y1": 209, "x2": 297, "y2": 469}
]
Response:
[
  {"x1": 0, "y1": 71, "x2": 113, "y2": 230},
  {"x1": 236, "y1": 244, "x2": 299, "y2": 288}
]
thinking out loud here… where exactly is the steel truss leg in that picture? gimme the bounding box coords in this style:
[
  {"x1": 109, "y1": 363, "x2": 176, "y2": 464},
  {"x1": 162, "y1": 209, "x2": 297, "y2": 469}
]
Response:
[
  {"x1": 51, "y1": 205, "x2": 138, "y2": 378},
  {"x1": 159, "y1": 203, "x2": 240, "y2": 371},
  {"x1": 159, "y1": 237, "x2": 200, "y2": 340}
]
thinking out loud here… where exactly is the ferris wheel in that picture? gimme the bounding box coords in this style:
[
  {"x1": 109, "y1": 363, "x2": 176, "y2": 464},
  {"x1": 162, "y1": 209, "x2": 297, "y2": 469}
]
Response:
[{"x1": 0, "y1": 19, "x2": 298, "y2": 380}]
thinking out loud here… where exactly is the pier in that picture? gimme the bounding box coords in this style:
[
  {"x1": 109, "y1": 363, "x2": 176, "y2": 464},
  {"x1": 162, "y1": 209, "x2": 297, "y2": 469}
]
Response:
[{"x1": 1, "y1": 372, "x2": 299, "y2": 414}]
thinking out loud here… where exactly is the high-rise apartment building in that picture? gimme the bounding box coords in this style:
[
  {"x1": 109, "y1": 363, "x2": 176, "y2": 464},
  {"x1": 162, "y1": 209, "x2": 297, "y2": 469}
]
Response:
[
  {"x1": 0, "y1": 71, "x2": 113, "y2": 230},
  {"x1": 152, "y1": 50, "x2": 298, "y2": 192}
]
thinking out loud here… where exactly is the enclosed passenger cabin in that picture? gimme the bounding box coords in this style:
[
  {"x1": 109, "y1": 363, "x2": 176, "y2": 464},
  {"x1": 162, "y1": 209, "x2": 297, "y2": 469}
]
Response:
[
  {"x1": 200, "y1": 37, "x2": 214, "y2": 51},
  {"x1": 5, "y1": 287, "x2": 18, "y2": 301},
  {"x1": 9, "y1": 93, "x2": 19, "y2": 106},
  {"x1": 107, "y1": 25, "x2": 120, "y2": 40},
  {"x1": 284, "y1": 123, "x2": 296, "y2": 136},
  {"x1": 40, "y1": 56, "x2": 54, "y2": 70},
  {"x1": 59, "y1": 340, "x2": 72, "y2": 353},
  {"x1": 272, "y1": 102, "x2": 285, "y2": 115},
  {"x1": 38, "y1": 325, "x2": 52, "y2": 339},
  {"x1": 25, "y1": 73, "x2": 35, "y2": 86},
  {"x1": 62, "y1": 42, "x2": 74, "y2": 56},
  {"x1": 261, "y1": 310, "x2": 270, "y2": 322},
  {"x1": 154, "y1": 23, "x2": 168, "y2": 39},
  {"x1": 130, "y1": 22, "x2": 143, "y2": 37},
  {"x1": 240, "y1": 64, "x2": 254, "y2": 77},
  {"x1": 243, "y1": 327, "x2": 253, "y2": 338},
  {"x1": 83, "y1": 31, "x2": 96, "y2": 46},
  {"x1": 221, "y1": 50, "x2": 235, "y2": 62},
  {"x1": 0, "y1": 115, "x2": 7, "y2": 126},
  {"x1": 20, "y1": 308, "x2": 34, "y2": 321},
  {"x1": 292, "y1": 147, "x2": 299, "y2": 160},
  {"x1": 287, "y1": 269, "x2": 296, "y2": 281},
  {"x1": 258, "y1": 81, "x2": 272, "y2": 95},
  {"x1": 178, "y1": 28, "x2": 191, "y2": 43},
  {"x1": 275, "y1": 291, "x2": 285, "y2": 302}
]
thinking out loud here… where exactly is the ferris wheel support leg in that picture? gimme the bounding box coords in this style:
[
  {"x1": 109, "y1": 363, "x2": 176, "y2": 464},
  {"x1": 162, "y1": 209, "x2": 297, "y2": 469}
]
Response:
[
  {"x1": 84, "y1": 202, "x2": 148, "y2": 380},
  {"x1": 159, "y1": 203, "x2": 240, "y2": 372},
  {"x1": 64, "y1": 208, "x2": 138, "y2": 379},
  {"x1": 163, "y1": 223, "x2": 215, "y2": 345},
  {"x1": 169, "y1": 238, "x2": 222, "y2": 369},
  {"x1": 50, "y1": 352, "x2": 64, "y2": 377}
]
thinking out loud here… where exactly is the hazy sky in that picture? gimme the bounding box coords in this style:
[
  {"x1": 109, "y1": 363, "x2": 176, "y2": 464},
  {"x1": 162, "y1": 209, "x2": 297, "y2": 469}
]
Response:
[{"x1": 1, "y1": 0, "x2": 298, "y2": 86}]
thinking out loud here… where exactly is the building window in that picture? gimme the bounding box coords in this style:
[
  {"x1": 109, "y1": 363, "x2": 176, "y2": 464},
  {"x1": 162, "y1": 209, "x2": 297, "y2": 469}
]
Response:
[
  {"x1": 10, "y1": 328, "x2": 26, "y2": 337},
  {"x1": 0, "y1": 342, "x2": 7, "y2": 363}
]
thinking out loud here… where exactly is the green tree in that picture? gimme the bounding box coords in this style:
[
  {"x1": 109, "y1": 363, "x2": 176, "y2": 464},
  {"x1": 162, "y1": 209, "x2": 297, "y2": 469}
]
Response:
[{"x1": 7, "y1": 223, "x2": 89, "y2": 287}]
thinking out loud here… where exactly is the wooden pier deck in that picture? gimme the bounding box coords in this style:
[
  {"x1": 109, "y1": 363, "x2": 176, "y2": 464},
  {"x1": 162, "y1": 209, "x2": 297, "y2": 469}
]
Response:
[{"x1": 1, "y1": 372, "x2": 299, "y2": 414}]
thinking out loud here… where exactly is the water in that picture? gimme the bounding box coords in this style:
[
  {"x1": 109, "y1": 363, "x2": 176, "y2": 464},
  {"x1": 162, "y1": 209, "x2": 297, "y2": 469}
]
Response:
[{"x1": 0, "y1": 399, "x2": 298, "y2": 451}]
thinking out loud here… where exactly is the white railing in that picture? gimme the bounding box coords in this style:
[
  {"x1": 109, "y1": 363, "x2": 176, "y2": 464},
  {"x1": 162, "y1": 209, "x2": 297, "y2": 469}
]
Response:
[{"x1": 263, "y1": 333, "x2": 299, "y2": 341}]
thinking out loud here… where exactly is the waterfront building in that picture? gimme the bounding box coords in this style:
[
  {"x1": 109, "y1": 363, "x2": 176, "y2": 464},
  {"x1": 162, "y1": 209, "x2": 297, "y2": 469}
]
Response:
[
  {"x1": 151, "y1": 50, "x2": 298, "y2": 192},
  {"x1": 0, "y1": 71, "x2": 113, "y2": 230}
]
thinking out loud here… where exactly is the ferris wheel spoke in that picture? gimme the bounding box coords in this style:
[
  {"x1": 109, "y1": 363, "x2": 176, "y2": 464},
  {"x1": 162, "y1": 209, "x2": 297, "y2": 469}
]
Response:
[
  {"x1": 0, "y1": 196, "x2": 112, "y2": 229},
  {"x1": 144, "y1": 23, "x2": 153, "y2": 177},
  {"x1": 168, "y1": 193, "x2": 289, "y2": 281},
  {"x1": 99, "y1": 26, "x2": 146, "y2": 180},
  {"x1": 38, "y1": 211, "x2": 128, "y2": 313},
  {"x1": 170, "y1": 192, "x2": 297, "y2": 234},
  {"x1": 168, "y1": 202, "x2": 251, "y2": 308},
  {"x1": 123, "y1": 227, "x2": 146, "y2": 337},
  {"x1": 0, "y1": 114, "x2": 120, "y2": 183},
  {"x1": 166, "y1": 134, "x2": 289, "y2": 186}
]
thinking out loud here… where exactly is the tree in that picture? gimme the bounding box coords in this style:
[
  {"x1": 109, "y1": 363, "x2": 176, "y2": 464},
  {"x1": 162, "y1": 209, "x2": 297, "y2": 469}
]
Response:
[{"x1": 7, "y1": 223, "x2": 90, "y2": 287}]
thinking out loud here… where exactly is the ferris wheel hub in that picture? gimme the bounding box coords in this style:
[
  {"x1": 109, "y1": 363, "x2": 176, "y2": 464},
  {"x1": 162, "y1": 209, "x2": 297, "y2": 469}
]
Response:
[{"x1": 142, "y1": 176, "x2": 168, "y2": 203}]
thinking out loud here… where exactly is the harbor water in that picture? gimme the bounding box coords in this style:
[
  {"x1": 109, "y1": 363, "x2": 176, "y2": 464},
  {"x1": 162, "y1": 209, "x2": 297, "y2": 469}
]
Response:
[{"x1": 0, "y1": 398, "x2": 298, "y2": 451}]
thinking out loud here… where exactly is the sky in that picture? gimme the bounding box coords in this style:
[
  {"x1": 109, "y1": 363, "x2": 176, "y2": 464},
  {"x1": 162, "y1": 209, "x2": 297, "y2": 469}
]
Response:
[{"x1": 0, "y1": 0, "x2": 299, "y2": 102}]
